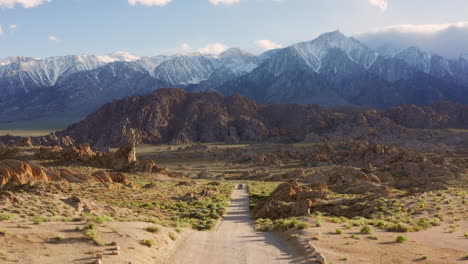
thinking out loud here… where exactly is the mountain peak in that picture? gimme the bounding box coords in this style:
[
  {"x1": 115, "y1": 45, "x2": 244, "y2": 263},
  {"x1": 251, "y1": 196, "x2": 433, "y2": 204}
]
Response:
[
  {"x1": 219, "y1": 48, "x2": 253, "y2": 58},
  {"x1": 291, "y1": 30, "x2": 378, "y2": 72},
  {"x1": 316, "y1": 30, "x2": 346, "y2": 41}
]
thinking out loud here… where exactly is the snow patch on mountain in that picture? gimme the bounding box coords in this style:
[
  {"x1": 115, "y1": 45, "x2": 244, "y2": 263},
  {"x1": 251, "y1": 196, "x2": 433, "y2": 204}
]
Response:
[
  {"x1": 395, "y1": 47, "x2": 433, "y2": 73},
  {"x1": 292, "y1": 30, "x2": 379, "y2": 72}
]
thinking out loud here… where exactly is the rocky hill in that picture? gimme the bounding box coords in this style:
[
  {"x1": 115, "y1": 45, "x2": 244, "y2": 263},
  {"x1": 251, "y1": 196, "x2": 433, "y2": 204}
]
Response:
[{"x1": 34, "y1": 88, "x2": 466, "y2": 148}]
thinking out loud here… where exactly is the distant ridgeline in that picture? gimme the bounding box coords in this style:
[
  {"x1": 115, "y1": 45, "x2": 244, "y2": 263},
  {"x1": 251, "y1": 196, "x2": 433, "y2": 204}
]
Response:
[{"x1": 0, "y1": 31, "x2": 467, "y2": 126}]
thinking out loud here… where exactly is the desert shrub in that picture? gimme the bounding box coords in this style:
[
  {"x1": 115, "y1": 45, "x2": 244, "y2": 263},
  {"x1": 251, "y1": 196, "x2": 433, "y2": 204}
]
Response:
[
  {"x1": 193, "y1": 219, "x2": 216, "y2": 231},
  {"x1": 83, "y1": 222, "x2": 102, "y2": 245},
  {"x1": 360, "y1": 225, "x2": 372, "y2": 235},
  {"x1": 82, "y1": 213, "x2": 114, "y2": 224},
  {"x1": 375, "y1": 220, "x2": 387, "y2": 228},
  {"x1": 336, "y1": 229, "x2": 344, "y2": 235},
  {"x1": 32, "y1": 215, "x2": 48, "y2": 225},
  {"x1": 255, "y1": 218, "x2": 274, "y2": 231},
  {"x1": 0, "y1": 214, "x2": 14, "y2": 221},
  {"x1": 168, "y1": 232, "x2": 177, "y2": 241},
  {"x1": 83, "y1": 229, "x2": 100, "y2": 242},
  {"x1": 0, "y1": 230, "x2": 11, "y2": 236},
  {"x1": 145, "y1": 226, "x2": 160, "y2": 233},
  {"x1": 255, "y1": 218, "x2": 308, "y2": 232},
  {"x1": 142, "y1": 239, "x2": 156, "y2": 247},
  {"x1": 387, "y1": 222, "x2": 411, "y2": 232},
  {"x1": 396, "y1": 235, "x2": 408, "y2": 243},
  {"x1": 296, "y1": 222, "x2": 309, "y2": 230}
]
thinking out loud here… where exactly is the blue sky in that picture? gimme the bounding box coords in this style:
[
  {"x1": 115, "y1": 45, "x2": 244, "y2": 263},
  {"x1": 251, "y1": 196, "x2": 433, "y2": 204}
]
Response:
[{"x1": 1, "y1": 0, "x2": 468, "y2": 58}]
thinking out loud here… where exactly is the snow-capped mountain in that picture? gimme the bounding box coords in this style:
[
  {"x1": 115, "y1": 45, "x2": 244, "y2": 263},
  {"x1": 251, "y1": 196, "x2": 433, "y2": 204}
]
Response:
[
  {"x1": 214, "y1": 31, "x2": 467, "y2": 107},
  {"x1": 0, "y1": 30, "x2": 467, "y2": 126},
  {"x1": 0, "y1": 53, "x2": 141, "y2": 87},
  {"x1": 291, "y1": 31, "x2": 379, "y2": 72},
  {"x1": 394, "y1": 47, "x2": 433, "y2": 73}
]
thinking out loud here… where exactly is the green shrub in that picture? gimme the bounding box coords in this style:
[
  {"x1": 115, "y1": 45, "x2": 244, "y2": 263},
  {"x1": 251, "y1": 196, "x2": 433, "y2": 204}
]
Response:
[
  {"x1": 83, "y1": 229, "x2": 100, "y2": 243},
  {"x1": 32, "y1": 216, "x2": 48, "y2": 225},
  {"x1": 0, "y1": 214, "x2": 14, "y2": 221},
  {"x1": 296, "y1": 221, "x2": 309, "y2": 230},
  {"x1": 336, "y1": 229, "x2": 344, "y2": 235},
  {"x1": 142, "y1": 239, "x2": 156, "y2": 247},
  {"x1": 396, "y1": 235, "x2": 408, "y2": 243},
  {"x1": 360, "y1": 225, "x2": 372, "y2": 235},
  {"x1": 387, "y1": 222, "x2": 411, "y2": 232},
  {"x1": 168, "y1": 232, "x2": 177, "y2": 241},
  {"x1": 145, "y1": 226, "x2": 160, "y2": 233}
]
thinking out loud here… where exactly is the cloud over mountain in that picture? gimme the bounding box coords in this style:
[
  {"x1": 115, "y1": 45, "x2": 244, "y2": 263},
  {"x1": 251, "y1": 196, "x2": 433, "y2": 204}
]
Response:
[
  {"x1": 255, "y1": 40, "x2": 282, "y2": 51},
  {"x1": 358, "y1": 21, "x2": 468, "y2": 58}
]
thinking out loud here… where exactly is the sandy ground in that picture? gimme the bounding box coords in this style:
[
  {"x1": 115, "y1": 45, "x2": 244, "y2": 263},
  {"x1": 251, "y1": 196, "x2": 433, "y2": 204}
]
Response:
[
  {"x1": 0, "y1": 221, "x2": 185, "y2": 264},
  {"x1": 0, "y1": 130, "x2": 57, "y2": 137},
  {"x1": 288, "y1": 219, "x2": 468, "y2": 264},
  {"x1": 168, "y1": 186, "x2": 311, "y2": 264}
]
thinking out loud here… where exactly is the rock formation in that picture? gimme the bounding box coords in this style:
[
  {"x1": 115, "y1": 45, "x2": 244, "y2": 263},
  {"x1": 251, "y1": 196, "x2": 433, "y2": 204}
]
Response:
[
  {"x1": 251, "y1": 180, "x2": 329, "y2": 219},
  {"x1": 35, "y1": 143, "x2": 162, "y2": 173},
  {"x1": 18, "y1": 88, "x2": 466, "y2": 148},
  {"x1": 0, "y1": 159, "x2": 131, "y2": 189}
]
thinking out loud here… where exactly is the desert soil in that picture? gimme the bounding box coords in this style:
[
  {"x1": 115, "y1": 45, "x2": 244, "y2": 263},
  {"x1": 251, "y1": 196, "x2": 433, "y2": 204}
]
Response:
[
  {"x1": 168, "y1": 186, "x2": 311, "y2": 264},
  {"x1": 288, "y1": 219, "x2": 468, "y2": 264},
  {"x1": 0, "y1": 221, "x2": 185, "y2": 264}
]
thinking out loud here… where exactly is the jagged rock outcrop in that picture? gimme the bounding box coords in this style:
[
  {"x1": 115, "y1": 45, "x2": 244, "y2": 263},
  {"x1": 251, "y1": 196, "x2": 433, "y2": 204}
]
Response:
[
  {"x1": 303, "y1": 140, "x2": 465, "y2": 189},
  {"x1": 251, "y1": 180, "x2": 329, "y2": 219},
  {"x1": 35, "y1": 143, "x2": 162, "y2": 173},
  {"x1": 385, "y1": 101, "x2": 468, "y2": 129},
  {"x1": 304, "y1": 166, "x2": 388, "y2": 194},
  {"x1": 0, "y1": 159, "x2": 130, "y2": 189},
  {"x1": 18, "y1": 137, "x2": 33, "y2": 147},
  {"x1": 25, "y1": 88, "x2": 466, "y2": 148}
]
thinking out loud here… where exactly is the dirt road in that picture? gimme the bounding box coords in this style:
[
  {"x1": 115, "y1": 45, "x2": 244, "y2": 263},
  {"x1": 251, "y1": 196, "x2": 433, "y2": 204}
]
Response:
[{"x1": 169, "y1": 186, "x2": 311, "y2": 264}]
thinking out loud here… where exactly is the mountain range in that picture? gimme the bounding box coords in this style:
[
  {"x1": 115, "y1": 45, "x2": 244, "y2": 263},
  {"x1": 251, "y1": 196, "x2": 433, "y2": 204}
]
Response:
[{"x1": 1, "y1": 30, "x2": 467, "y2": 126}]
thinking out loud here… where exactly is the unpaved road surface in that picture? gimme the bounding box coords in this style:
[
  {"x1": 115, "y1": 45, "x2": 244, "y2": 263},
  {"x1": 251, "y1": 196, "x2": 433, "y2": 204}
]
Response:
[{"x1": 169, "y1": 186, "x2": 311, "y2": 264}]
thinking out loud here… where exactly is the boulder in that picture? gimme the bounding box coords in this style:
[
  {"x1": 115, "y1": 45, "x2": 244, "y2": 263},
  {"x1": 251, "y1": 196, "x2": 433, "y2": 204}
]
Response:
[
  {"x1": 251, "y1": 180, "x2": 329, "y2": 219},
  {"x1": 109, "y1": 143, "x2": 137, "y2": 171},
  {"x1": 18, "y1": 137, "x2": 33, "y2": 147},
  {"x1": 316, "y1": 253, "x2": 327, "y2": 264}
]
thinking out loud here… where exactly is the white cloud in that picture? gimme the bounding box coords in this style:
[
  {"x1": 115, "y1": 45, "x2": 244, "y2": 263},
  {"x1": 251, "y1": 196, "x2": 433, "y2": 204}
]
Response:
[
  {"x1": 209, "y1": 0, "x2": 240, "y2": 5},
  {"x1": 180, "y1": 43, "x2": 191, "y2": 51},
  {"x1": 368, "y1": 0, "x2": 387, "y2": 11},
  {"x1": 9, "y1": 24, "x2": 16, "y2": 29},
  {"x1": 128, "y1": 0, "x2": 172, "y2": 7},
  {"x1": 254, "y1": 39, "x2": 282, "y2": 51},
  {"x1": 379, "y1": 22, "x2": 468, "y2": 34},
  {"x1": 358, "y1": 21, "x2": 468, "y2": 58},
  {"x1": 0, "y1": 25, "x2": 3, "y2": 36},
  {"x1": 198, "y1": 43, "x2": 229, "y2": 55},
  {"x1": 48, "y1": 35, "x2": 60, "y2": 43},
  {"x1": 0, "y1": 0, "x2": 52, "y2": 8}
]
